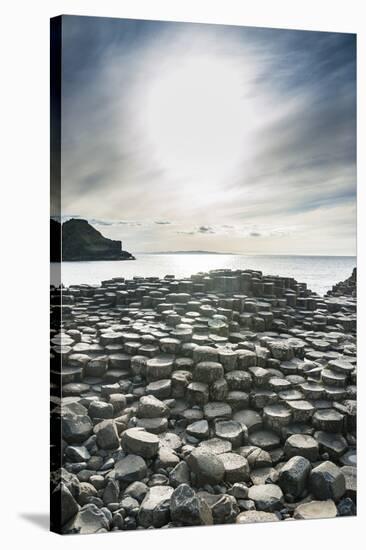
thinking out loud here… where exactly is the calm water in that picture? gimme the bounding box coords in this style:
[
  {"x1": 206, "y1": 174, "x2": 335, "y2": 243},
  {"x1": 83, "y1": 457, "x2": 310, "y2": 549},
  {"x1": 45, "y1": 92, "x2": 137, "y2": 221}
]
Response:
[{"x1": 51, "y1": 254, "x2": 356, "y2": 297}]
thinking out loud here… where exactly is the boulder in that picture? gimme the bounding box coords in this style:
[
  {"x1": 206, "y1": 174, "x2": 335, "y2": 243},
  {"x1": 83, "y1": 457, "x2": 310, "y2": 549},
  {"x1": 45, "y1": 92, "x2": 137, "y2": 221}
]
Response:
[
  {"x1": 220, "y1": 452, "x2": 250, "y2": 482},
  {"x1": 94, "y1": 420, "x2": 120, "y2": 450},
  {"x1": 137, "y1": 395, "x2": 169, "y2": 418},
  {"x1": 114, "y1": 455, "x2": 147, "y2": 483},
  {"x1": 63, "y1": 503, "x2": 110, "y2": 534},
  {"x1": 62, "y1": 403, "x2": 93, "y2": 444},
  {"x1": 138, "y1": 486, "x2": 174, "y2": 528},
  {"x1": 170, "y1": 484, "x2": 213, "y2": 526},
  {"x1": 187, "y1": 449, "x2": 225, "y2": 485},
  {"x1": 248, "y1": 484, "x2": 283, "y2": 512},
  {"x1": 284, "y1": 434, "x2": 319, "y2": 461},
  {"x1": 309, "y1": 461, "x2": 346, "y2": 501},
  {"x1": 278, "y1": 456, "x2": 311, "y2": 498},
  {"x1": 293, "y1": 499, "x2": 338, "y2": 519},
  {"x1": 121, "y1": 427, "x2": 159, "y2": 458}
]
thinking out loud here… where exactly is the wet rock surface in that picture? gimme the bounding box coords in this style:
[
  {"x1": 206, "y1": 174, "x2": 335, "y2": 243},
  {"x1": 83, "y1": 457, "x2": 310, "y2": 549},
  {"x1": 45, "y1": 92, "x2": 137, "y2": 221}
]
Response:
[{"x1": 50, "y1": 267, "x2": 357, "y2": 533}]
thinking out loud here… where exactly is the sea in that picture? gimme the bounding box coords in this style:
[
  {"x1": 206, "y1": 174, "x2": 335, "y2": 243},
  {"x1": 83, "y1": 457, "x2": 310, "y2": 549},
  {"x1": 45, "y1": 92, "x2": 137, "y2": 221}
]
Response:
[{"x1": 51, "y1": 254, "x2": 356, "y2": 297}]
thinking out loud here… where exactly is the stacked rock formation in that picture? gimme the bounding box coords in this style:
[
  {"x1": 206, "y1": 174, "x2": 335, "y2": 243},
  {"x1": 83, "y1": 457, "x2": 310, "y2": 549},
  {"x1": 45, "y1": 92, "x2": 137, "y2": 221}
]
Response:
[
  {"x1": 327, "y1": 267, "x2": 357, "y2": 298},
  {"x1": 50, "y1": 268, "x2": 357, "y2": 534}
]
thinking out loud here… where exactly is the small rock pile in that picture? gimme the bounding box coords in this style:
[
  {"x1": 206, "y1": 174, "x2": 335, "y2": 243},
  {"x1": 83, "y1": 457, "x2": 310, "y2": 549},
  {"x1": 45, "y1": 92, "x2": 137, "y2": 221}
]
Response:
[
  {"x1": 327, "y1": 267, "x2": 357, "y2": 298},
  {"x1": 50, "y1": 268, "x2": 357, "y2": 534}
]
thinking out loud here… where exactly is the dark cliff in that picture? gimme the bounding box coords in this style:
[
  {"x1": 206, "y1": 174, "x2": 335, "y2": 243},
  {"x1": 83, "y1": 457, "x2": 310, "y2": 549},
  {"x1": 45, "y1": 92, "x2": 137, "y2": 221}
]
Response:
[{"x1": 50, "y1": 218, "x2": 135, "y2": 261}]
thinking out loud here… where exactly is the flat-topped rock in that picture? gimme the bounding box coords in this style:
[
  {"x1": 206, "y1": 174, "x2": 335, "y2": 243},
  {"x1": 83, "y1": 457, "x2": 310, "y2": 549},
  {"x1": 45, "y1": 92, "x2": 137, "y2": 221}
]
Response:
[
  {"x1": 187, "y1": 449, "x2": 225, "y2": 485},
  {"x1": 248, "y1": 429, "x2": 280, "y2": 451},
  {"x1": 236, "y1": 510, "x2": 280, "y2": 524},
  {"x1": 204, "y1": 402, "x2": 232, "y2": 421},
  {"x1": 248, "y1": 484, "x2": 284, "y2": 512},
  {"x1": 114, "y1": 454, "x2": 147, "y2": 483},
  {"x1": 121, "y1": 427, "x2": 159, "y2": 458},
  {"x1": 309, "y1": 461, "x2": 346, "y2": 501},
  {"x1": 220, "y1": 452, "x2": 250, "y2": 482},
  {"x1": 284, "y1": 434, "x2": 319, "y2": 461},
  {"x1": 293, "y1": 499, "x2": 338, "y2": 519}
]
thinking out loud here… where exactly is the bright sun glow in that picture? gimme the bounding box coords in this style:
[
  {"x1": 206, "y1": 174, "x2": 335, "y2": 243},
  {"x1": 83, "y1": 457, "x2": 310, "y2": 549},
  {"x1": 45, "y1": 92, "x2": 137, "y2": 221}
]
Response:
[{"x1": 142, "y1": 56, "x2": 254, "y2": 185}]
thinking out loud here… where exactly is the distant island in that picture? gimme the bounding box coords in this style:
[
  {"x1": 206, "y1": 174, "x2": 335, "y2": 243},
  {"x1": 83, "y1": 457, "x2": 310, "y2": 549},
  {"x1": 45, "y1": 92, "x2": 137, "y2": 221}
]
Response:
[
  {"x1": 145, "y1": 250, "x2": 235, "y2": 255},
  {"x1": 50, "y1": 218, "x2": 135, "y2": 261}
]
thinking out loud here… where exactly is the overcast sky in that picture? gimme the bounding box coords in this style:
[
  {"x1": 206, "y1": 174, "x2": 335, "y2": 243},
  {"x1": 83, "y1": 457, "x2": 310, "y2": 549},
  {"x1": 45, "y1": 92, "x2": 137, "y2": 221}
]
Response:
[{"x1": 58, "y1": 16, "x2": 356, "y2": 255}]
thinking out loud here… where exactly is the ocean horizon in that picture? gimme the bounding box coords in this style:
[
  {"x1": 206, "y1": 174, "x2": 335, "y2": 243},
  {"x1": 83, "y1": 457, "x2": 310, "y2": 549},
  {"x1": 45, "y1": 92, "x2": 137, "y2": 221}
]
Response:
[{"x1": 51, "y1": 253, "x2": 356, "y2": 296}]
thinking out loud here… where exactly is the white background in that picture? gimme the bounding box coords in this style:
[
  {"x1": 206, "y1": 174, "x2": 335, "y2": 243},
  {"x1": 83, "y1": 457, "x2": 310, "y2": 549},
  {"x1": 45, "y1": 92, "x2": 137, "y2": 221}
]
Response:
[{"x1": 0, "y1": 1, "x2": 364, "y2": 548}]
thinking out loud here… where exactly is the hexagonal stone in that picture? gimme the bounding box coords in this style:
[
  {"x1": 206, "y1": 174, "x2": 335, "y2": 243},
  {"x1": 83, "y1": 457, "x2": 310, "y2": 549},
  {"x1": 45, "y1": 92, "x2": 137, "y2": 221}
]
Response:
[
  {"x1": 171, "y1": 370, "x2": 192, "y2": 398},
  {"x1": 138, "y1": 486, "x2": 174, "y2": 528},
  {"x1": 341, "y1": 466, "x2": 356, "y2": 499},
  {"x1": 137, "y1": 395, "x2": 169, "y2": 418},
  {"x1": 197, "y1": 492, "x2": 239, "y2": 524},
  {"x1": 236, "y1": 510, "x2": 280, "y2": 524},
  {"x1": 62, "y1": 383, "x2": 90, "y2": 397},
  {"x1": 227, "y1": 391, "x2": 249, "y2": 411},
  {"x1": 314, "y1": 431, "x2": 348, "y2": 459},
  {"x1": 88, "y1": 400, "x2": 114, "y2": 419},
  {"x1": 225, "y1": 370, "x2": 252, "y2": 391},
  {"x1": 321, "y1": 368, "x2": 347, "y2": 387},
  {"x1": 309, "y1": 461, "x2": 346, "y2": 501},
  {"x1": 158, "y1": 431, "x2": 183, "y2": 451},
  {"x1": 186, "y1": 420, "x2": 210, "y2": 440},
  {"x1": 263, "y1": 404, "x2": 292, "y2": 430},
  {"x1": 160, "y1": 337, "x2": 181, "y2": 354},
  {"x1": 248, "y1": 484, "x2": 283, "y2": 512},
  {"x1": 214, "y1": 420, "x2": 245, "y2": 447},
  {"x1": 220, "y1": 452, "x2": 250, "y2": 482},
  {"x1": 218, "y1": 348, "x2": 238, "y2": 372},
  {"x1": 121, "y1": 427, "x2": 159, "y2": 458},
  {"x1": 63, "y1": 503, "x2": 109, "y2": 534},
  {"x1": 193, "y1": 346, "x2": 219, "y2": 363},
  {"x1": 62, "y1": 403, "x2": 93, "y2": 444},
  {"x1": 204, "y1": 402, "x2": 232, "y2": 421},
  {"x1": 114, "y1": 454, "x2": 147, "y2": 483},
  {"x1": 136, "y1": 417, "x2": 168, "y2": 434},
  {"x1": 233, "y1": 409, "x2": 262, "y2": 432},
  {"x1": 186, "y1": 382, "x2": 209, "y2": 405},
  {"x1": 248, "y1": 429, "x2": 280, "y2": 451},
  {"x1": 146, "y1": 379, "x2": 172, "y2": 399},
  {"x1": 284, "y1": 434, "x2": 319, "y2": 461},
  {"x1": 170, "y1": 484, "x2": 213, "y2": 526},
  {"x1": 94, "y1": 420, "x2": 120, "y2": 450},
  {"x1": 239, "y1": 445, "x2": 272, "y2": 468},
  {"x1": 250, "y1": 467, "x2": 278, "y2": 486},
  {"x1": 198, "y1": 437, "x2": 232, "y2": 455},
  {"x1": 340, "y1": 449, "x2": 356, "y2": 467},
  {"x1": 237, "y1": 350, "x2": 257, "y2": 368},
  {"x1": 187, "y1": 449, "x2": 225, "y2": 485},
  {"x1": 327, "y1": 359, "x2": 354, "y2": 375},
  {"x1": 278, "y1": 456, "x2": 311, "y2": 497},
  {"x1": 146, "y1": 355, "x2": 173, "y2": 382},
  {"x1": 293, "y1": 499, "x2": 337, "y2": 519},
  {"x1": 210, "y1": 378, "x2": 228, "y2": 401},
  {"x1": 193, "y1": 361, "x2": 224, "y2": 384},
  {"x1": 287, "y1": 400, "x2": 314, "y2": 423},
  {"x1": 249, "y1": 366, "x2": 272, "y2": 386},
  {"x1": 312, "y1": 409, "x2": 344, "y2": 433}
]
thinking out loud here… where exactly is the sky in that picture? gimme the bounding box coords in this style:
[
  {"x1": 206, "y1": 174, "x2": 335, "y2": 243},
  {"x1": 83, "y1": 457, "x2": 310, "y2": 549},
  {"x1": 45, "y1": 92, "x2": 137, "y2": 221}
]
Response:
[{"x1": 55, "y1": 16, "x2": 356, "y2": 255}]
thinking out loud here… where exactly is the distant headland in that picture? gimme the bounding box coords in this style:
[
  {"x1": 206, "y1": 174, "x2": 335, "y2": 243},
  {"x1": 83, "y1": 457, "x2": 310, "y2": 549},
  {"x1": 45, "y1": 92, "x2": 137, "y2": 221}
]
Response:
[
  {"x1": 50, "y1": 218, "x2": 135, "y2": 262},
  {"x1": 146, "y1": 250, "x2": 235, "y2": 255}
]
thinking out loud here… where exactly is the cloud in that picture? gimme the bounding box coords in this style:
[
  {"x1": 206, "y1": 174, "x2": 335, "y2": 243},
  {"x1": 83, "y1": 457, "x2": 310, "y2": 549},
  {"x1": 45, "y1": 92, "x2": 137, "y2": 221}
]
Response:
[
  {"x1": 198, "y1": 225, "x2": 214, "y2": 234},
  {"x1": 57, "y1": 17, "x2": 356, "y2": 255}
]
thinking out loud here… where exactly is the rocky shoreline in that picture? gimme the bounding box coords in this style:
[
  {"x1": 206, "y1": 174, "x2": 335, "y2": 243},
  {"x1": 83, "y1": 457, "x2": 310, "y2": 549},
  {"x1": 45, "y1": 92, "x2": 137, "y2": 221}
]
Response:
[{"x1": 50, "y1": 267, "x2": 357, "y2": 534}]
